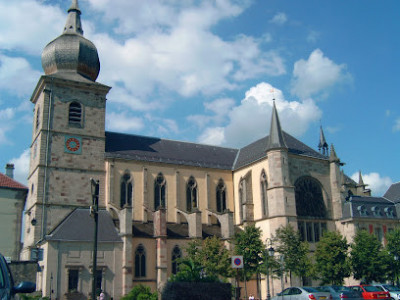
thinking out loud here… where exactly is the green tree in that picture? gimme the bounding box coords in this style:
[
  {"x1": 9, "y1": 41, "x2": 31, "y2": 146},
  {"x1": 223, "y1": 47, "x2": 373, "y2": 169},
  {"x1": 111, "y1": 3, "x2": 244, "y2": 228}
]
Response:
[
  {"x1": 384, "y1": 228, "x2": 400, "y2": 285},
  {"x1": 274, "y1": 224, "x2": 314, "y2": 285},
  {"x1": 233, "y1": 225, "x2": 265, "y2": 282},
  {"x1": 120, "y1": 284, "x2": 157, "y2": 300},
  {"x1": 169, "y1": 257, "x2": 218, "y2": 282},
  {"x1": 315, "y1": 231, "x2": 351, "y2": 285},
  {"x1": 350, "y1": 229, "x2": 389, "y2": 284}
]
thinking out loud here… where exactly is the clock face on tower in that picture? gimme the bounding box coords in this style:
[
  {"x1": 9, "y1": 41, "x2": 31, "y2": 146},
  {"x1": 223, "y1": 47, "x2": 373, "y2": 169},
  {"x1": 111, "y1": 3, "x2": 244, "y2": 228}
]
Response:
[{"x1": 64, "y1": 136, "x2": 82, "y2": 154}]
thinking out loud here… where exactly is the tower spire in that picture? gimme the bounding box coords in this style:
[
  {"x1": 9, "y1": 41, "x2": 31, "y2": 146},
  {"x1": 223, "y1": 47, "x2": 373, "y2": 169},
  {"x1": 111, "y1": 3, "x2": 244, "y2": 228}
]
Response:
[
  {"x1": 266, "y1": 101, "x2": 287, "y2": 151},
  {"x1": 64, "y1": 0, "x2": 83, "y2": 35},
  {"x1": 318, "y1": 125, "x2": 329, "y2": 156}
]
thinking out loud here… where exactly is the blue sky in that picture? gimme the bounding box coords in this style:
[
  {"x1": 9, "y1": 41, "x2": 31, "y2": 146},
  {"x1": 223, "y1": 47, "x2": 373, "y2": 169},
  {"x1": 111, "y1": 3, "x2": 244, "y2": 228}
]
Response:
[{"x1": 0, "y1": 0, "x2": 399, "y2": 196}]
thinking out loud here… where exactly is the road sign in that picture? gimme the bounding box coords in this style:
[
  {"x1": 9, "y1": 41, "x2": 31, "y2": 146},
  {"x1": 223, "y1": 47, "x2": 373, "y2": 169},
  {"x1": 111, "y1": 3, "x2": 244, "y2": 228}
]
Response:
[{"x1": 231, "y1": 255, "x2": 243, "y2": 268}]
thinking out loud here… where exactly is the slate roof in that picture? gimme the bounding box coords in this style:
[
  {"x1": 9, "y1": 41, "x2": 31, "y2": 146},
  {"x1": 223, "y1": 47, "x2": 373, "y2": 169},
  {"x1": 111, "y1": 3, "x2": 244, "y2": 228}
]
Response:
[
  {"x1": 105, "y1": 131, "x2": 327, "y2": 171},
  {"x1": 46, "y1": 208, "x2": 122, "y2": 243},
  {"x1": 132, "y1": 222, "x2": 230, "y2": 239},
  {"x1": 342, "y1": 195, "x2": 398, "y2": 219},
  {"x1": 384, "y1": 182, "x2": 400, "y2": 203},
  {"x1": 0, "y1": 173, "x2": 28, "y2": 190}
]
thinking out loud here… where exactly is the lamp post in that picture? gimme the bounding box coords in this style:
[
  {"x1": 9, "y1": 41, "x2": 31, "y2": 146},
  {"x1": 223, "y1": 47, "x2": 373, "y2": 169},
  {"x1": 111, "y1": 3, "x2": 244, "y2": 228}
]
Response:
[
  {"x1": 90, "y1": 178, "x2": 99, "y2": 300},
  {"x1": 266, "y1": 238, "x2": 275, "y2": 300}
]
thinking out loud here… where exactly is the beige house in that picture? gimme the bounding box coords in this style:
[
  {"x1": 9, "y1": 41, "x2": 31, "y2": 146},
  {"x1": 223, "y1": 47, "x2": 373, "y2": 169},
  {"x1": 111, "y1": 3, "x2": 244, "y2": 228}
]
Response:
[
  {"x1": 0, "y1": 164, "x2": 28, "y2": 261},
  {"x1": 20, "y1": 1, "x2": 400, "y2": 299}
]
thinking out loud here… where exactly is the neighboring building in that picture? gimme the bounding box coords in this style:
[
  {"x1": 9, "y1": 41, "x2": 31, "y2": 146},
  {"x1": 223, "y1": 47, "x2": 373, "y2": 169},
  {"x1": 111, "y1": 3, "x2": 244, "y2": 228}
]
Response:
[
  {"x1": 0, "y1": 164, "x2": 28, "y2": 261},
  {"x1": 20, "y1": 1, "x2": 399, "y2": 299}
]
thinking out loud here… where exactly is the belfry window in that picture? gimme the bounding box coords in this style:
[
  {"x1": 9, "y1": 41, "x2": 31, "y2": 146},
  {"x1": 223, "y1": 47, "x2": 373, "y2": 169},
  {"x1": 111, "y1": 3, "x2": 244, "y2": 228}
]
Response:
[
  {"x1": 120, "y1": 173, "x2": 133, "y2": 208},
  {"x1": 260, "y1": 170, "x2": 268, "y2": 217},
  {"x1": 154, "y1": 173, "x2": 166, "y2": 210},
  {"x1": 216, "y1": 179, "x2": 226, "y2": 213},
  {"x1": 186, "y1": 176, "x2": 198, "y2": 212},
  {"x1": 135, "y1": 244, "x2": 146, "y2": 278},
  {"x1": 69, "y1": 102, "x2": 82, "y2": 126},
  {"x1": 171, "y1": 246, "x2": 182, "y2": 275}
]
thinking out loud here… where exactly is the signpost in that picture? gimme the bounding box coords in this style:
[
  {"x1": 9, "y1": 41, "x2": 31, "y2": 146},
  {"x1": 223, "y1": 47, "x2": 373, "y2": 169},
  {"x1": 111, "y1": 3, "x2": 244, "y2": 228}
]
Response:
[{"x1": 232, "y1": 256, "x2": 243, "y2": 300}]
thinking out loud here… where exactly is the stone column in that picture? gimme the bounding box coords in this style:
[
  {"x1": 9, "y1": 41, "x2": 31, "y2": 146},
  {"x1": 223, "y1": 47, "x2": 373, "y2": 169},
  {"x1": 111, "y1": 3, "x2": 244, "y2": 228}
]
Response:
[
  {"x1": 153, "y1": 208, "x2": 167, "y2": 293},
  {"x1": 120, "y1": 207, "x2": 133, "y2": 295}
]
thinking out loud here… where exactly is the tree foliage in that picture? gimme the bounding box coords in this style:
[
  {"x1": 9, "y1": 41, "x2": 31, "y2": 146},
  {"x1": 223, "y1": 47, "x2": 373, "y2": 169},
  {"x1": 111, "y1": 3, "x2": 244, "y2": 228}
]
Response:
[
  {"x1": 233, "y1": 225, "x2": 265, "y2": 281},
  {"x1": 274, "y1": 224, "x2": 314, "y2": 284},
  {"x1": 315, "y1": 231, "x2": 351, "y2": 285},
  {"x1": 350, "y1": 229, "x2": 389, "y2": 284},
  {"x1": 120, "y1": 284, "x2": 157, "y2": 300},
  {"x1": 384, "y1": 227, "x2": 400, "y2": 284}
]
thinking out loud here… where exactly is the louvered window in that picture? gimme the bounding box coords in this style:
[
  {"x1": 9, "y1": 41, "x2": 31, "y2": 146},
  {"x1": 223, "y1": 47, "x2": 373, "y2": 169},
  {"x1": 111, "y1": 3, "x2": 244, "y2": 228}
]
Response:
[{"x1": 69, "y1": 102, "x2": 82, "y2": 125}]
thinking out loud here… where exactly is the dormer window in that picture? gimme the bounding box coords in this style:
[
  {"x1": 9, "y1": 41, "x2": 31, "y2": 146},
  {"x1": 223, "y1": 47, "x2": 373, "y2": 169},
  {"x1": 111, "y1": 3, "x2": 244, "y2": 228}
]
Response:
[
  {"x1": 69, "y1": 102, "x2": 82, "y2": 127},
  {"x1": 384, "y1": 207, "x2": 394, "y2": 218},
  {"x1": 371, "y1": 206, "x2": 381, "y2": 216},
  {"x1": 357, "y1": 205, "x2": 367, "y2": 216}
]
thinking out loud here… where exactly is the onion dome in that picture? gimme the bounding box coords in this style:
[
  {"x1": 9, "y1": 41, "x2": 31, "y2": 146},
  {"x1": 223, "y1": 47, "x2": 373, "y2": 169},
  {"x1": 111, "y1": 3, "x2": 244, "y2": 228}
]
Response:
[{"x1": 41, "y1": 0, "x2": 100, "y2": 82}]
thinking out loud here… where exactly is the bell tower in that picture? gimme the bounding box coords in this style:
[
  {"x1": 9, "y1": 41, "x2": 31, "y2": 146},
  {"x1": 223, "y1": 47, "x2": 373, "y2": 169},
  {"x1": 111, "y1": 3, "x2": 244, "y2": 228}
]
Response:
[{"x1": 21, "y1": 0, "x2": 111, "y2": 259}]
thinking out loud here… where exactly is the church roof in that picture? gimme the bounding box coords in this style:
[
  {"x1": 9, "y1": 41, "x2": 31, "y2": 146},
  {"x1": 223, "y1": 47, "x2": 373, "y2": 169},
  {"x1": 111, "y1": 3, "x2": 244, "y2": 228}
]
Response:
[
  {"x1": 105, "y1": 132, "x2": 238, "y2": 170},
  {"x1": 342, "y1": 195, "x2": 398, "y2": 220},
  {"x1": 46, "y1": 208, "x2": 122, "y2": 243},
  {"x1": 105, "y1": 130, "x2": 327, "y2": 171},
  {"x1": 384, "y1": 182, "x2": 400, "y2": 203},
  {"x1": 0, "y1": 173, "x2": 28, "y2": 190}
]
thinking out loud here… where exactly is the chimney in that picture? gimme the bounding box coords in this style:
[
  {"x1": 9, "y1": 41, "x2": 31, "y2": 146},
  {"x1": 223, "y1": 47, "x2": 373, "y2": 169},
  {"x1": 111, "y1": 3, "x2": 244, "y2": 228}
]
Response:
[{"x1": 5, "y1": 163, "x2": 14, "y2": 179}]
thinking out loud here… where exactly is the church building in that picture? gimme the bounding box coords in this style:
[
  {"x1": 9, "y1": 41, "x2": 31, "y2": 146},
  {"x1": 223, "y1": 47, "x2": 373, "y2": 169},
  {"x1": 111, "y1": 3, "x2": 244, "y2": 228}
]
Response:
[{"x1": 20, "y1": 1, "x2": 400, "y2": 299}]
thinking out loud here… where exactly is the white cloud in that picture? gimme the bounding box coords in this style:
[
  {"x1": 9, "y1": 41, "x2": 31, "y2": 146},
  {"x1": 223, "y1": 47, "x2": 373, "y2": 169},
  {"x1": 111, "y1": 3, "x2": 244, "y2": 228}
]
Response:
[
  {"x1": 393, "y1": 117, "x2": 400, "y2": 132},
  {"x1": 291, "y1": 49, "x2": 351, "y2": 99},
  {"x1": 270, "y1": 12, "x2": 287, "y2": 25},
  {"x1": 90, "y1": 1, "x2": 285, "y2": 106},
  {"x1": 106, "y1": 112, "x2": 144, "y2": 132},
  {"x1": 196, "y1": 82, "x2": 322, "y2": 147},
  {"x1": 0, "y1": 1, "x2": 64, "y2": 55},
  {"x1": 351, "y1": 172, "x2": 393, "y2": 197},
  {"x1": 0, "y1": 54, "x2": 41, "y2": 97},
  {"x1": 11, "y1": 149, "x2": 30, "y2": 185}
]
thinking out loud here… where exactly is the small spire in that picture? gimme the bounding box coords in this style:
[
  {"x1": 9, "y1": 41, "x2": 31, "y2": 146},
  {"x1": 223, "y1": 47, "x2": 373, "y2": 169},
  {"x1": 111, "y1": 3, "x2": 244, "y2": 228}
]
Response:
[
  {"x1": 318, "y1": 125, "x2": 329, "y2": 156},
  {"x1": 64, "y1": 0, "x2": 83, "y2": 35},
  {"x1": 329, "y1": 144, "x2": 340, "y2": 163},
  {"x1": 358, "y1": 170, "x2": 364, "y2": 186},
  {"x1": 266, "y1": 101, "x2": 287, "y2": 151}
]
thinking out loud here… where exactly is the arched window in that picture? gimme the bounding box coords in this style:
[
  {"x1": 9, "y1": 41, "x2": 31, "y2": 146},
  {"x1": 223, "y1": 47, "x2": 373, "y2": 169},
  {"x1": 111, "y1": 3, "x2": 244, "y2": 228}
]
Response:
[
  {"x1": 134, "y1": 244, "x2": 146, "y2": 278},
  {"x1": 154, "y1": 173, "x2": 166, "y2": 210},
  {"x1": 216, "y1": 179, "x2": 226, "y2": 213},
  {"x1": 120, "y1": 172, "x2": 133, "y2": 208},
  {"x1": 171, "y1": 245, "x2": 182, "y2": 274},
  {"x1": 186, "y1": 176, "x2": 198, "y2": 212},
  {"x1": 260, "y1": 170, "x2": 268, "y2": 217},
  {"x1": 35, "y1": 107, "x2": 40, "y2": 131},
  {"x1": 69, "y1": 102, "x2": 82, "y2": 125},
  {"x1": 239, "y1": 178, "x2": 246, "y2": 222},
  {"x1": 294, "y1": 176, "x2": 326, "y2": 218}
]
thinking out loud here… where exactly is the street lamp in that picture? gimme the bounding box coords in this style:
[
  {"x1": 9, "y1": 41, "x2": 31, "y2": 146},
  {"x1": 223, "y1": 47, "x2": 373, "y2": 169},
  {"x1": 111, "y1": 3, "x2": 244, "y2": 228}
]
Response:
[
  {"x1": 266, "y1": 238, "x2": 275, "y2": 300},
  {"x1": 90, "y1": 178, "x2": 99, "y2": 300}
]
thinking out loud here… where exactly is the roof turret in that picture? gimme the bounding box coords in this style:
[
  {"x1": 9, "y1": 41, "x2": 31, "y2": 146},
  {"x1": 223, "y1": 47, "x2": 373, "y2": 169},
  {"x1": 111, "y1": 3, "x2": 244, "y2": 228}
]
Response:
[
  {"x1": 266, "y1": 101, "x2": 287, "y2": 151},
  {"x1": 41, "y1": 0, "x2": 100, "y2": 82},
  {"x1": 318, "y1": 125, "x2": 329, "y2": 155}
]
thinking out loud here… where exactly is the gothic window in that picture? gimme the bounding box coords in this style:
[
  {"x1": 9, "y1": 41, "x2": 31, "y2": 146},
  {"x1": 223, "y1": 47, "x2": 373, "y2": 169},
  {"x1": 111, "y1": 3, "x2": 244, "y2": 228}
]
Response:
[
  {"x1": 294, "y1": 176, "x2": 326, "y2": 218},
  {"x1": 216, "y1": 179, "x2": 226, "y2": 213},
  {"x1": 154, "y1": 173, "x2": 166, "y2": 210},
  {"x1": 135, "y1": 244, "x2": 146, "y2": 278},
  {"x1": 120, "y1": 172, "x2": 133, "y2": 208},
  {"x1": 260, "y1": 170, "x2": 268, "y2": 217},
  {"x1": 68, "y1": 269, "x2": 79, "y2": 291},
  {"x1": 186, "y1": 176, "x2": 198, "y2": 212},
  {"x1": 239, "y1": 178, "x2": 246, "y2": 222},
  {"x1": 171, "y1": 245, "x2": 182, "y2": 275},
  {"x1": 68, "y1": 102, "x2": 82, "y2": 126}
]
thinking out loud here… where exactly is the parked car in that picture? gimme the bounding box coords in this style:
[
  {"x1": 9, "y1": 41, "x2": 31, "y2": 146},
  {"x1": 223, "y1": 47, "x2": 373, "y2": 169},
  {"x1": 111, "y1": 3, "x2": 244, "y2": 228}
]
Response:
[
  {"x1": 0, "y1": 252, "x2": 36, "y2": 300},
  {"x1": 272, "y1": 286, "x2": 332, "y2": 300},
  {"x1": 316, "y1": 285, "x2": 363, "y2": 300},
  {"x1": 348, "y1": 285, "x2": 390, "y2": 300},
  {"x1": 374, "y1": 284, "x2": 400, "y2": 300}
]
